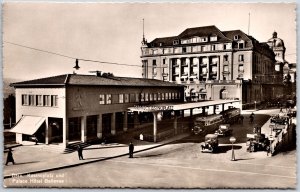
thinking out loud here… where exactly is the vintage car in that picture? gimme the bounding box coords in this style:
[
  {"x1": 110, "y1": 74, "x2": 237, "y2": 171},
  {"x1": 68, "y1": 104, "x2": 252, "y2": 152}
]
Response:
[
  {"x1": 246, "y1": 133, "x2": 269, "y2": 152},
  {"x1": 201, "y1": 134, "x2": 219, "y2": 153},
  {"x1": 270, "y1": 115, "x2": 289, "y2": 125},
  {"x1": 214, "y1": 124, "x2": 232, "y2": 136}
]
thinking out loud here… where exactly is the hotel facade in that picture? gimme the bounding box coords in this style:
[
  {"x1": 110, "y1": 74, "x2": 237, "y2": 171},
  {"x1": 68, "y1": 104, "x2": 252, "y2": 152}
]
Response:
[{"x1": 140, "y1": 25, "x2": 284, "y2": 108}]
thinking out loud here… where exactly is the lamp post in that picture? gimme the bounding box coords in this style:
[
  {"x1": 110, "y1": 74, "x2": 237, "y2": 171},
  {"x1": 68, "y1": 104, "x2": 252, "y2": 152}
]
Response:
[{"x1": 229, "y1": 136, "x2": 236, "y2": 161}]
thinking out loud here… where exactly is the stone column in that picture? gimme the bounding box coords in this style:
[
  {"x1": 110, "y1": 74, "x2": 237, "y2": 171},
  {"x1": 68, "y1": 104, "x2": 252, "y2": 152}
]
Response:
[
  {"x1": 81, "y1": 116, "x2": 87, "y2": 142},
  {"x1": 45, "y1": 118, "x2": 49, "y2": 144},
  {"x1": 153, "y1": 112, "x2": 158, "y2": 142},
  {"x1": 174, "y1": 115, "x2": 178, "y2": 135},
  {"x1": 97, "y1": 114, "x2": 102, "y2": 139},
  {"x1": 133, "y1": 112, "x2": 139, "y2": 129},
  {"x1": 111, "y1": 113, "x2": 116, "y2": 135},
  {"x1": 63, "y1": 117, "x2": 69, "y2": 148},
  {"x1": 202, "y1": 107, "x2": 206, "y2": 116},
  {"x1": 123, "y1": 112, "x2": 128, "y2": 131}
]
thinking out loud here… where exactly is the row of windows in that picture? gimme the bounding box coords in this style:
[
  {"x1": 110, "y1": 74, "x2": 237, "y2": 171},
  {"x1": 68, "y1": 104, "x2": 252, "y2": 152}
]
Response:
[
  {"x1": 143, "y1": 43, "x2": 235, "y2": 56},
  {"x1": 22, "y1": 94, "x2": 58, "y2": 107},
  {"x1": 99, "y1": 92, "x2": 181, "y2": 105},
  {"x1": 149, "y1": 54, "x2": 244, "y2": 67}
]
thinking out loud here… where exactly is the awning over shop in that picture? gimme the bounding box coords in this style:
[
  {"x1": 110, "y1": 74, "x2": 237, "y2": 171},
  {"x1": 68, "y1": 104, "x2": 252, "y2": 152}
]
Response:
[
  {"x1": 128, "y1": 99, "x2": 240, "y2": 112},
  {"x1": 10, "y1": 116, "x2": 45, "y2": 135}
]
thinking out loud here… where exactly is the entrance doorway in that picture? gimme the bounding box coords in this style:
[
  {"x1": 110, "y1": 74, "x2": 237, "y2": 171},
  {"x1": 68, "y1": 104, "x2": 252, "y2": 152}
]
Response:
[{"x1": 68, "y1": 117, "x2": 81, "y2": 141}]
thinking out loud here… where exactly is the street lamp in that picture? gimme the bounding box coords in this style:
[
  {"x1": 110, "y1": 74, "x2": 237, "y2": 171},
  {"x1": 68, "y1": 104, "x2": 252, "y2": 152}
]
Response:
[{"x1": 229, "y1": 136, "x2": 236, "y2": 161}]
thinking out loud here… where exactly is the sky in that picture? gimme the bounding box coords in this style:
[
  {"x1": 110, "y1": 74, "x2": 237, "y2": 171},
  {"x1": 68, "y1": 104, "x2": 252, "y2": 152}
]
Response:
[{"x1": 2, "y1": 2, "x2": 297, "y2": 81}]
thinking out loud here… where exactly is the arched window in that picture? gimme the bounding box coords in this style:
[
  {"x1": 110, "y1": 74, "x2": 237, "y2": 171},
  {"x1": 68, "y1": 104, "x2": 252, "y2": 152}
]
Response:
[{"x1": 220, "y1": 88, "x2": 228, "y2": 99}]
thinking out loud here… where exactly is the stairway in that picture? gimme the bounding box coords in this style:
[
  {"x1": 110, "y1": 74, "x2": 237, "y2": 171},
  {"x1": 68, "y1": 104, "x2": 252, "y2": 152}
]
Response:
[{"x1": 66, "y1": 141, "x2": 91, "y2": 151}]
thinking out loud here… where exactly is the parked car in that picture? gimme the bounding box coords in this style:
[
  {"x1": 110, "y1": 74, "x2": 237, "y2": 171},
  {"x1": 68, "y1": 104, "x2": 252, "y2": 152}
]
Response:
[
  {"x1": 246, "y1": 133, "x2": 269, "y2": 152},
  {"x1": 214, "y1": 124, "x2": 232, "y2": 136},
  {"x1": 201, "y1": 134, "x2": 219, "y2": 153}
]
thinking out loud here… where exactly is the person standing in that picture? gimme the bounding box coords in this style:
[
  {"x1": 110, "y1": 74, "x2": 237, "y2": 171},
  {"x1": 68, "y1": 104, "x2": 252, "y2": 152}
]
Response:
[
  {"x1": 240, "y1": 115, "x2": 244, "y2": 124},
  {"x1": 6, "y1": 148, "x2": 15, "y2": 165},
  {"x1": 129, "y1": 142, "x2": 134, "y2": 158},
  {"x1": 250, "y1": 112, "x2": 255, "y2": 124},
  {"x1": 77, "y1": 145, "x2": 84, "y2": 160}
]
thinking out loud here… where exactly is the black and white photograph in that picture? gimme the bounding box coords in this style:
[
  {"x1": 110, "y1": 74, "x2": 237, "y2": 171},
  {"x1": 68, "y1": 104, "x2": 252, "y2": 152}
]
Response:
[{"x1": 2, "y1": 2, "x2": 297, "y2": 189}]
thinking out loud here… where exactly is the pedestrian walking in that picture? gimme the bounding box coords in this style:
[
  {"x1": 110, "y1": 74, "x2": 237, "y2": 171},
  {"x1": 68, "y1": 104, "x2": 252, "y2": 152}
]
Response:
[
  {"x1": 5, "y1": 148, "x2": 15, "y2": 165},
  {"x1": 129, "y1": 141, "x2": 134, "y2": 158},
  {"x1": 77, "y1": 145, "x2": 84, "y2": 160},
  {"x1": 249, "y1": 112, "x2": 254, "y2": 124},
  {"x1": 239, "y1": 115, "x2": 244, "y2": 124},
  {"x1": 34, "y1": 136, "x2": 38, "y2": 145}
]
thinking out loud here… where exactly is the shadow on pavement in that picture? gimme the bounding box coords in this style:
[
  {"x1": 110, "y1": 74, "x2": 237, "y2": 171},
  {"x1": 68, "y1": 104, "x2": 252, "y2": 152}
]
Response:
[
  {"x1": 235, "y1": 158, "x2": 255, "y2": 161},
  {"x1": 134, "y1": 154, "x2": 163, "y2": 158},
  {"x1": 12, "y1": 161, "x2": 40, "y2": 165},
  {"x1": 84, "y1": 157, "x2": 105, "y2": 160},
  {"x1": 84, "y1": 145, "x2": 127, "y2": 150},
  {"x1": 216, "y1": 145, "x2": 242, "y2": 153}
]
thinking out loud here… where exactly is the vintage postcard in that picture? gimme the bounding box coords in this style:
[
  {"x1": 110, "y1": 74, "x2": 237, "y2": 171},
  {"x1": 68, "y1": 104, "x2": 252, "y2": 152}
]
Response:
[{"x1": 2, "y1": 2, "x2": 297, "y2": 189}]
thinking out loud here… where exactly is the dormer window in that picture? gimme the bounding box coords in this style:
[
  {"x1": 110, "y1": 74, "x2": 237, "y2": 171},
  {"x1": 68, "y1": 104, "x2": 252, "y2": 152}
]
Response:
[
  {"x1": 173, "y1": 40, "x2": 179, "y2": 45},
  {"x1": 234, "y1": 35, "x2": 239, "y2": 40},
  {"x1": 238, "y1": 42, "x2": 244, "y2": 49},
  {"x1": 159, "y1": 43, "x2": 163, "y2": 47},
  {"x1": 210, "y1": 35, "x2": 218, "y2": 42}
]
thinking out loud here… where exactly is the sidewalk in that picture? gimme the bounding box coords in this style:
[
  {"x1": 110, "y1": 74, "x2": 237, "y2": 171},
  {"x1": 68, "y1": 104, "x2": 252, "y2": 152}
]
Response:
[{"x1": 3, "y1": 132, "x2": 190, "y2": 179}]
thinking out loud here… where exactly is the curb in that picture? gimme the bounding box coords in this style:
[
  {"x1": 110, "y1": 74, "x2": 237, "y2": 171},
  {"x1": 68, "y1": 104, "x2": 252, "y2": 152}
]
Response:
[{"x1": 4, "y1": 134, "x2": 190, "y2": 179}]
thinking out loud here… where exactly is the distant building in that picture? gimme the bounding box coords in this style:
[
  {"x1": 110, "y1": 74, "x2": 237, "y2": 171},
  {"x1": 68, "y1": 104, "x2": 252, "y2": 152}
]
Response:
[
  {"x1": 267, "y1": 31, "x2": 296, "y2": 99},
  {"x1": 10, "y1": 73, "x2": 184, "y2": 147},
  {"x1": 140, "y1": 25, "x2": 284, "y2": 108}
]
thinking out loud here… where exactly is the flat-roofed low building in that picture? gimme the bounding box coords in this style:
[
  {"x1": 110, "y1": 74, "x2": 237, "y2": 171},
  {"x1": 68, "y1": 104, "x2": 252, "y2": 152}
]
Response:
[{"x1": 10, "y1": 73, "x2": 184, "y2": 147}]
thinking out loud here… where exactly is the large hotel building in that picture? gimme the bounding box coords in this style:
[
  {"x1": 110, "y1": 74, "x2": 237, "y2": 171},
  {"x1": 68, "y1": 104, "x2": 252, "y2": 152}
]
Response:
[{"x1": 141, "y1": 25, "x2": 285, "y2": 108}]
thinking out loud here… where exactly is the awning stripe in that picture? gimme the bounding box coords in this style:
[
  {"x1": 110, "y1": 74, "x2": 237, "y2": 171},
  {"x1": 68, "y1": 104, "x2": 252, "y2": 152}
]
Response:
[{"x1": 10, "y1": 116, "x2": 46, "y2": 135}]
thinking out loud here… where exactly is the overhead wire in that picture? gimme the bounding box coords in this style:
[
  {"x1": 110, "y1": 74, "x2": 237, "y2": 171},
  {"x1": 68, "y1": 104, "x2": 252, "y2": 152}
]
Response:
[{"x1": 3, "y1": 41, "x2": 145, "y2": 68}]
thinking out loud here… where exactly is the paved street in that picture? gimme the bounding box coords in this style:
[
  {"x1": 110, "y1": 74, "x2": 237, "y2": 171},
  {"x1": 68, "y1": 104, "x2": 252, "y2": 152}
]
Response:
[{"x1": 3, "y1": 108, "x2": 296, "y2": 188}]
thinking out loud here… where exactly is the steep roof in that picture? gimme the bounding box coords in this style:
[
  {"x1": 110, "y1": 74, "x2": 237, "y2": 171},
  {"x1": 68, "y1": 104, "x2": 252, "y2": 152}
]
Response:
[
  {"x1": 11, "y1": 74, "x2": 183, "y2": 88},
  {"x1": 178, "y1": 25, "x2": 231, "y2": 42},
  {"x1": 148, "y1": 26, "x2": 244, "y2": 47}
]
